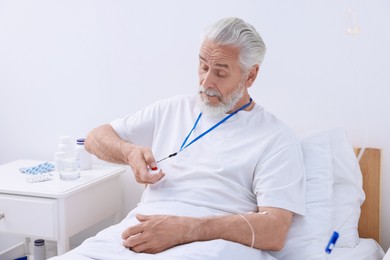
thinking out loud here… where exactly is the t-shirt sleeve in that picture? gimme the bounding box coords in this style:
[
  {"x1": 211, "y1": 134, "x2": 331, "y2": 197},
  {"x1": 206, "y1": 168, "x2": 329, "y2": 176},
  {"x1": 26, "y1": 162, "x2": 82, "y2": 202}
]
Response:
[
  {"x1": 253, "y1": 140, "x2": 306, "y2": 216},
  {"x1": 109, "y1": 104, "x2": 158, "y2": 148}
]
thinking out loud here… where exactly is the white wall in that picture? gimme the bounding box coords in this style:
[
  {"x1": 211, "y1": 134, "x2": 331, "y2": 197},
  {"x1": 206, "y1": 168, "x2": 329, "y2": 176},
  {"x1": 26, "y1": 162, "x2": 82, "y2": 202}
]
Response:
[{"x1": 0, "y1": 0, "x2": 389, "y2": 251}]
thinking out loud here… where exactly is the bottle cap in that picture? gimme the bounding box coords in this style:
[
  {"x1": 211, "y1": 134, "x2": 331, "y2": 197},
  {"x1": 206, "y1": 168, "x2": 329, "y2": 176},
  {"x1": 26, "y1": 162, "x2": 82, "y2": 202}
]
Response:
[
  {"x1": 77, "y1": 138, "x2": 86, "y2": 145},
  {"x1": 34, "y1": 239, "x2": 45, "y2": 246}
]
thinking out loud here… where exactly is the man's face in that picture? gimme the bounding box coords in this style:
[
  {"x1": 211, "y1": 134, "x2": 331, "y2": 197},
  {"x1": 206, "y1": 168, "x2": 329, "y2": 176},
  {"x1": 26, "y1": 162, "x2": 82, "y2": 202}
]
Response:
[{"x1": 198, "y1": 41, "x2": 248, "y2": 116}]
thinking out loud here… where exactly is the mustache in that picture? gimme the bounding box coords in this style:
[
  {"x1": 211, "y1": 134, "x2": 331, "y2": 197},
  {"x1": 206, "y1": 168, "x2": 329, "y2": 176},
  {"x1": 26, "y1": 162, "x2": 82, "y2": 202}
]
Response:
[{"x1": 199, "y1": 86, "x2": 222, "y2": 98}]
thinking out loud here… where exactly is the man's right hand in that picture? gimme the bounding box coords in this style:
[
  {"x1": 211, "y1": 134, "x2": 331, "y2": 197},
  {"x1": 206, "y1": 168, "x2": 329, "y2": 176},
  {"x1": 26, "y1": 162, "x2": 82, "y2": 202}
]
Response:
[
  {"x1": 84, "y1": 124, "x2": 165, "y2": 185},
  {"x1": 119, "y1": 141, "x2": 165, "y2": 184}
]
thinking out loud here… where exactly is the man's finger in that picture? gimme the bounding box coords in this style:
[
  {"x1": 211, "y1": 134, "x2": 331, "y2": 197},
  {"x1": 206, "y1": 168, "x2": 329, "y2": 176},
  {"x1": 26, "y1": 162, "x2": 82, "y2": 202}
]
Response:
[{"x1": 121, "y1": 224, "x2": 143, "y2": 240}]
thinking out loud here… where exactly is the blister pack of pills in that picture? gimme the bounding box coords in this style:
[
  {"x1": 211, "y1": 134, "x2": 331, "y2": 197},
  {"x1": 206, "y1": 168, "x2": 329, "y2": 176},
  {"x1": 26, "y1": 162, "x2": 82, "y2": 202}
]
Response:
[
  {"x1": 19, "y1": 162, "x2": 55, "y2": 183},
  {"x1": 19, "y1": 162, "x2": 55, "y2": 174},
  {"x1": 25, "y1": 172, "x2": 54, "y2": 183}
]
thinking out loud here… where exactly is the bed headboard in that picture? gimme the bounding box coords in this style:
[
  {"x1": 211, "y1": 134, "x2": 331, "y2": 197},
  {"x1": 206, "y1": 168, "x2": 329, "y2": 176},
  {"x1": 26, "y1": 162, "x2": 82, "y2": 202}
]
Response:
[{"x1": 355, "y1": 148, "x2": 381, "y2": 243}]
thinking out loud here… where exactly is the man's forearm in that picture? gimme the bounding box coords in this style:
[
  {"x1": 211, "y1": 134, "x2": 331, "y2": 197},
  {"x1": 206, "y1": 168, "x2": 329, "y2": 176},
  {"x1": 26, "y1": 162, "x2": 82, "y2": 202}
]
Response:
[
  {"x1": 85, "y1": 124, "x2": 164, "y2": 185},
  {"x1": 84, "y1": 124, "x2": 131, "y2": 164},
  {"x1": 193, "y1": 207, "x2": 292, "y2": 251},
  {"x1": 121, "y1": 209, "x2": 292, "y2": 253}
]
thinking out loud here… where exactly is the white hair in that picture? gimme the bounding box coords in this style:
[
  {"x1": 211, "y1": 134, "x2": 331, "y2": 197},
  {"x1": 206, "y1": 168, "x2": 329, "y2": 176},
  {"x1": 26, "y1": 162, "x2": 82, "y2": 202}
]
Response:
[{"x1": 201, "y1": 17, "x2": 266, "y2": 72}]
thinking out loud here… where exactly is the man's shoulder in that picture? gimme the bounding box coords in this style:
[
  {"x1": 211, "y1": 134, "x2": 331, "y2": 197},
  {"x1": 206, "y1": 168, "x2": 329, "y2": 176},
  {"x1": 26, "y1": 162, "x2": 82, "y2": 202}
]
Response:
[
  {"x1": 252, "y1": 105, "x2": 291, "y2": 129},
  {"x1": 251, "y1": 105, "x2": 298, "y2": 141}
]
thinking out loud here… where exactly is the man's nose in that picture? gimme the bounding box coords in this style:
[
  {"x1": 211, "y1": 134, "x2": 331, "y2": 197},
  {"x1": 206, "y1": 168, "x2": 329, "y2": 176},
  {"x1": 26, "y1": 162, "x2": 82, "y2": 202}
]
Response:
[{"x1": 201, "y1": 71, "x2": 215, "y2": 88}]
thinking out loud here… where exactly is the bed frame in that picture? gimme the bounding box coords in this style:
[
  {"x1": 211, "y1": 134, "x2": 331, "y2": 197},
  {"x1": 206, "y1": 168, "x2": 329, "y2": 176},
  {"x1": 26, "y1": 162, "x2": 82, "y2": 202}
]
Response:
[{"x1": 355, "y1": 148, "x2": 381, "y2": 244}]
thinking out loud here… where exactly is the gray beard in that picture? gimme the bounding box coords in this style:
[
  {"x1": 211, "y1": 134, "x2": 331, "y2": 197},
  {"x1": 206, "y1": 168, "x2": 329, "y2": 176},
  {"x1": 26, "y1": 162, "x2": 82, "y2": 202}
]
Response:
[{"x1": 197, "y1": 85, "x2": 244, "y2": 118}]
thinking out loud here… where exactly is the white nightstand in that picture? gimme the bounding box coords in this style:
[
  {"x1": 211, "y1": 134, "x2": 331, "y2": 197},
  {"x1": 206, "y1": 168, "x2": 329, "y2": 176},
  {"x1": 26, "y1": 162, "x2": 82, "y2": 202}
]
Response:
[{"x1": 0, "y1": 160, "x2": 125, "y2": 255}]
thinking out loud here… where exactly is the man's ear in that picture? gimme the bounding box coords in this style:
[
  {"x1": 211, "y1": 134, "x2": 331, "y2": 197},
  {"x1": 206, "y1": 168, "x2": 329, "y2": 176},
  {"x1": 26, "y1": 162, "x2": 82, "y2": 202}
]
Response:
[{"x1": 245, "y1": 65, "x2": 259, "y2": 88}]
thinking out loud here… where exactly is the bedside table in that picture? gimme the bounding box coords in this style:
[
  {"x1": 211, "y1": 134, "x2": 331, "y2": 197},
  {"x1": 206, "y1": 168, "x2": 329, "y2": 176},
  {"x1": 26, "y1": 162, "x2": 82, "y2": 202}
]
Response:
[{"x1": 0, "y1": 159, "x2": 125, "y2": 255}]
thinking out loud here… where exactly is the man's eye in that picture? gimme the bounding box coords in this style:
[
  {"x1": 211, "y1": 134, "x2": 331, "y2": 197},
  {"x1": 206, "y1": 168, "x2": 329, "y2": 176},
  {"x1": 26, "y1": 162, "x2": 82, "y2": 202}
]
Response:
[
  {"x1": 217, "y1": 71, "x2": 227, "y2": 77},
  {"x1": 199, "y1": 61, "x2": 209, "y2": 70}
]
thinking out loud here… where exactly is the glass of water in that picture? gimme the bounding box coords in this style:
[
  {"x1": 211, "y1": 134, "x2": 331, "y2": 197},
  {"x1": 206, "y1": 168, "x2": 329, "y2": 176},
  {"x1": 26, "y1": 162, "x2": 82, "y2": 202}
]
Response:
[{"x1": 58, "y1": 157, "x2": 80, "y2": 181}]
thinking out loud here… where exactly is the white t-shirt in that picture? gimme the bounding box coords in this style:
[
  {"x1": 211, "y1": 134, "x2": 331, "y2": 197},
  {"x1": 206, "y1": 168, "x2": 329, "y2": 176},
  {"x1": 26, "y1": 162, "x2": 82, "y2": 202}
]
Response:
[{"x1": 111, "y1": 94, "x2": 305, "y2": 215}]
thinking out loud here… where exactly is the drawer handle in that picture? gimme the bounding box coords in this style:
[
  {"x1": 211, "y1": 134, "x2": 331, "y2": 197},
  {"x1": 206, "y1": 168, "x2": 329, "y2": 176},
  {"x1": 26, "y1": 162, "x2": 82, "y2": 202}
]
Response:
[{"x1": 0, "y1": 212, "x2": 4, "y2": 220}]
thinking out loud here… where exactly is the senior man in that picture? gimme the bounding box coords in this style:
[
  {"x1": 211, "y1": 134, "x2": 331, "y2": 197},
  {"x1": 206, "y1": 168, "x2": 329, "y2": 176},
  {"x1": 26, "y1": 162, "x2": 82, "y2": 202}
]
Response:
[{"x1": 50, "y1": 17, "x2": 305, "y2": 260}]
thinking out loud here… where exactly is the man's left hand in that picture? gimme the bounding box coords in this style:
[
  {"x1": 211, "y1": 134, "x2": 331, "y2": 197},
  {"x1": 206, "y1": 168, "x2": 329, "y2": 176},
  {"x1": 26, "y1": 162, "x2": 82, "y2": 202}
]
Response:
[{"x1": 122, "y1": 214, "x2": 197, "y2": 254}]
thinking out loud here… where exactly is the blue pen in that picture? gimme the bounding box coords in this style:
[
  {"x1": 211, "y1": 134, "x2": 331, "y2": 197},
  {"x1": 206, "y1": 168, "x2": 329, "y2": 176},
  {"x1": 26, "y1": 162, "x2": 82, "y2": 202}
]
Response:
[{"x1": 325, "y1": 231, "x2": 340, "y2": 254}]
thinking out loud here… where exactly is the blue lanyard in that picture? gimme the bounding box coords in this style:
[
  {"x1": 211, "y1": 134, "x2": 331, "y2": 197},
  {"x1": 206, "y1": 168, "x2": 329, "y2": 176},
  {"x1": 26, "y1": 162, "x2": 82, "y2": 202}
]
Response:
[{"x1": 157, "y1": 97, "x2": 253, "y2": 163}]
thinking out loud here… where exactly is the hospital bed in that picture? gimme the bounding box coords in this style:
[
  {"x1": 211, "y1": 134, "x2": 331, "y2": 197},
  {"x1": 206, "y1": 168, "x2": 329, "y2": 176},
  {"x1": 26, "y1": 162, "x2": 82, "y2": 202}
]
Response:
[{"x1": 55, "y1": 128, "x2": 385, "y2": 260}]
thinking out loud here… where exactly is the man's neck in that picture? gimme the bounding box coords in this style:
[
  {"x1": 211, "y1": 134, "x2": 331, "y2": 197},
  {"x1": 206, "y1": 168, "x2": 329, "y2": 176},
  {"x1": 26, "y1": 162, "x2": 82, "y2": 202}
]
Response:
[{"x1": 228, "y1": 95, "x2": 255, "y2": 113}]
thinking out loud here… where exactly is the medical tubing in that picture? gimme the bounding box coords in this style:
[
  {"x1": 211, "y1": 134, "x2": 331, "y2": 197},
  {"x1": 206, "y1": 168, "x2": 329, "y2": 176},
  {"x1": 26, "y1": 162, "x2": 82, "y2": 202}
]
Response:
[{"x1": 239, "y1": 214, "x2": 255, "y2": 248}]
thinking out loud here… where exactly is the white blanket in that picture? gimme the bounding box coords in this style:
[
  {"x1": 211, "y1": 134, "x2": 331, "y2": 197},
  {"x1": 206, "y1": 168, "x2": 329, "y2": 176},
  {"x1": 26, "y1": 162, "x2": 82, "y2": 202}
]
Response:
[{"x1": 50, "y1": 201, "x2": 277, "y2": 260}]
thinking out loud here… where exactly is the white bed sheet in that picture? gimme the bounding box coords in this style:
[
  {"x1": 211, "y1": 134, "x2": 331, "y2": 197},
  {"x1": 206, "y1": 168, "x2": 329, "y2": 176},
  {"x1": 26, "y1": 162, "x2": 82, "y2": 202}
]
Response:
[
  {"x1": 51, "y1": 234, "x2": 385, "y2": 260},
  {"x1": 329, "y1": 238, "x2": 385, "y2": 260},
  {"x1": 49, "y1": 201, "x2": 277, "y2": 260},
  {"x1": 49, "y1": 201, "x2": 385, "y2": 260}
]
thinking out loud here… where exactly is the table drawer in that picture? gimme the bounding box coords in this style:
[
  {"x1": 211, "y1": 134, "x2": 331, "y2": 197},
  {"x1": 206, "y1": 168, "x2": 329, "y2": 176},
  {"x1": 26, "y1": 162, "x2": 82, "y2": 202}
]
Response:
[{"x1": 0, "y1": 194, "x2": 57, "y2": 239}]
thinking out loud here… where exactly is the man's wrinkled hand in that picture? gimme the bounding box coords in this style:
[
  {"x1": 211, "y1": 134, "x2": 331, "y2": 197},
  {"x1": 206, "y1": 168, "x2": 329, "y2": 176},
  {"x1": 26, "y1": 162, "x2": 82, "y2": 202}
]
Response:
[
  {"x1": 122, "y1": 144, "x2": 165, "y2": 184},
  {"x1": 121, "y1": 214, "x2": 197, "y2": 254}
]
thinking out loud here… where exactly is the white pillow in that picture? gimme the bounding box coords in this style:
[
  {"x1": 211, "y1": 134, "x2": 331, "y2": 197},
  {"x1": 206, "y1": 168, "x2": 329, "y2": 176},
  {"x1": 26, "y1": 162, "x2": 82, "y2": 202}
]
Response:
[
  {"x1": 327, "y1": 128, "x2": 365, "y2": 247},
  {"x1": 270, "y1": 131, "x2": 334, "y2": 259},
  {"x1": 296, "y1": 128, "x2": 365, "y2": 247}
]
